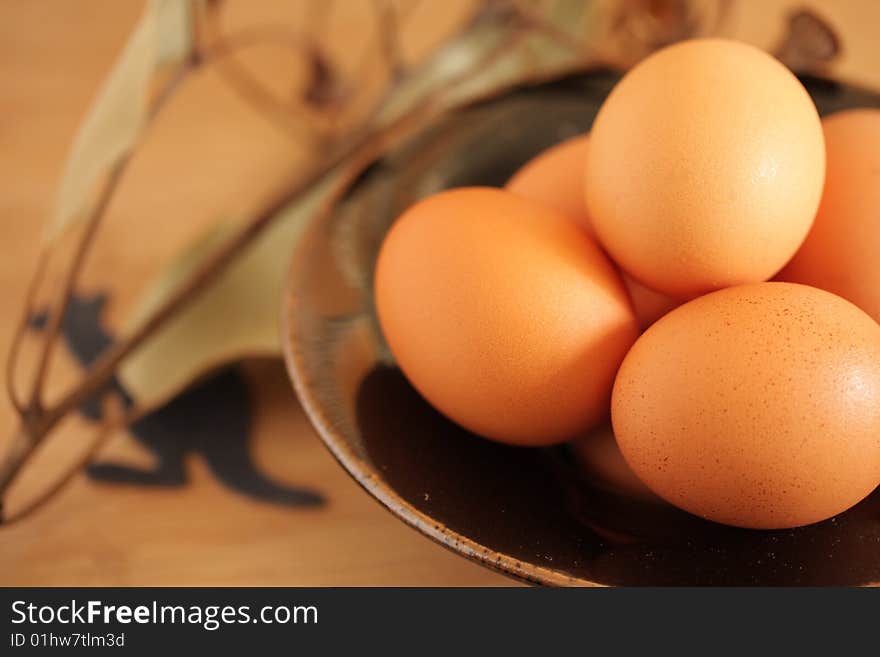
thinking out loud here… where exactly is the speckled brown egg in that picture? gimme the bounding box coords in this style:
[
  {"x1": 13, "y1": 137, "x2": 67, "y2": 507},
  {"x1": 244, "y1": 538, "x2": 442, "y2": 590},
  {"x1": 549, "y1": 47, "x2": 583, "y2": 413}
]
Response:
[
  {"x1": 375, "y1": 187, "x2": 639, "y2": 446},
  {"x1": 612, "y1": 282, "x2": 880, "y2": 529},
  {"x1": 586, "y1": 39, "x2": 825, "y2": 298},
  {"x1": 777, "y1": 109, "x2": 880, "y2": 323}
]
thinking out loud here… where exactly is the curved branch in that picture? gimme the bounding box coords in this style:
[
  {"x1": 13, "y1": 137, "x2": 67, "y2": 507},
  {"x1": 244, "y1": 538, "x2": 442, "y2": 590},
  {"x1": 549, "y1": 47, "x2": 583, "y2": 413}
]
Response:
[
  {"x1": 0, "y1": 396, "x2": 143, "y2": 526},
  {"x1": 22, "y1": 57, "x2": 197, "y2": 414},
  {"x1": 25, "y1": 157, "x2": 129, "y2": 411},
  {"x1": 5, "y1": 249, "x2": 49, "y2": 415}
]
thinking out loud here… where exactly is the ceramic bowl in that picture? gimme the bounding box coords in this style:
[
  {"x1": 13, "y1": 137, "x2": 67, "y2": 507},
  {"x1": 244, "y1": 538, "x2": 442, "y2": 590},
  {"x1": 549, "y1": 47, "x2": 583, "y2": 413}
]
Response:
[{"x1": 283, "y1": 70, "x2": 880, "y2": 585}]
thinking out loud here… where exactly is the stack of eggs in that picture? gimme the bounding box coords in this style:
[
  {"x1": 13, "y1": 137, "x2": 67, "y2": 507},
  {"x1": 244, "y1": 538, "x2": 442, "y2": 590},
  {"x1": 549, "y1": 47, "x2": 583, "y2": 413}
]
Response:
[{"x1": 374, "y1": 39, "x2": 880, "y2": 530}]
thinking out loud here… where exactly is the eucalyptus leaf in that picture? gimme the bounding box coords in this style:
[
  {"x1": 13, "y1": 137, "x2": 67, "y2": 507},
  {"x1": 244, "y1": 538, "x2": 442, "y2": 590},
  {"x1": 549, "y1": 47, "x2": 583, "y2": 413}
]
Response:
[{"x1": 45, "y1": 0, "x2": 192, "y2": 243}]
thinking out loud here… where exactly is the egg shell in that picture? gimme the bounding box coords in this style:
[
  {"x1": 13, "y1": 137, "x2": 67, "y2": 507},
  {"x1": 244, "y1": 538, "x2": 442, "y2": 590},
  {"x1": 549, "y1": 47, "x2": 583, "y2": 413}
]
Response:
[
  {"x1": 505, "y1": 135, "x2": 593, "y2": 236},
  {"x1": 612, "y1": 282, "x2": 880, "y2": 529},
  {"x1": 586, "y1": 38, "x2": 825, "y2": 298},
  {"x1": 375, "y1": 187, "x2": 639, "y2": 446},
  {"x1": 777, "y1": 109, "x2": 880, "y2": 323},
  {"x1": 505, "y1": 134, "x2": 681, "y2": 327},
  {"x1": 571, "y1": 423, "x2": 665, "y2": 505}
]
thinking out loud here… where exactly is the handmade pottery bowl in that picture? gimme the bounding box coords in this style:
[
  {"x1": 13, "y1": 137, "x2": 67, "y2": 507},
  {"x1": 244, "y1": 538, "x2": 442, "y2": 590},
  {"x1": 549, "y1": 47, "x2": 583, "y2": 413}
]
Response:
[{"x1": 282, "y1": 70, "x2": 880, "y2": 586}]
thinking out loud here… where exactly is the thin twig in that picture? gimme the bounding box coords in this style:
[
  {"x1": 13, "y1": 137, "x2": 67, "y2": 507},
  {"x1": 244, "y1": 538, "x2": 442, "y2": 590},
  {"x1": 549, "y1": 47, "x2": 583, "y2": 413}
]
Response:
[
  {"x1": 0, "y1": 395, "x2": 140, "y2": 527},
  {"x1": 22, "y1": 57, "x2": 197, "y2": 415},
  {"x1": 24, "y1": 158, "x2": 129, "y2": 413},
  {"x1": 212, "y1": 51, "x2": 327, "y2": 144},
  {"x1": 199, "y1": 13, "x2": 331, "y2": 143},
  {"x1": 198, "y1": 3, "x2": 432, "y2": 142},
  {"x1": 5, "y1": 249, "x2": 50, "y2": 415}
]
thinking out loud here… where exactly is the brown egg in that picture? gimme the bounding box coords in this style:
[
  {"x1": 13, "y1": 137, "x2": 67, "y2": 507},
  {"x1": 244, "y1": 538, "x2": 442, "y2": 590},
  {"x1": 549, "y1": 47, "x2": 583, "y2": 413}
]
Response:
[
  {"x1": 506, "y1": 134, "x2": 681, "y2": 327},
  {"x1": 571, "y1": 423, "x2": 664, "y2": 505},
  {"x1": 586, "y1": 39, "x2": 825, "y2": 298},
  {"x1": 506, "y1": 135, "x2": 593, "y2": 235},
  {"x1": 375, "y1": 187, "x2": 639, "y2": 446},
  {"x1": 777, "y1": 109, "x2": 880, "y2": 323},
  {"x1": 612, "y1": 282, "x2": 880, "y2": 529}
]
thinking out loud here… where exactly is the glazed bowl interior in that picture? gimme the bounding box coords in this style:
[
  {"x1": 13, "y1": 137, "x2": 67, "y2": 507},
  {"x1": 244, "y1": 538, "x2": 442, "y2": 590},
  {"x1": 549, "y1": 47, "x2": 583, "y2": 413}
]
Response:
[{"x1": 283, "y1": 70, "x2": 880, "y2": 586}]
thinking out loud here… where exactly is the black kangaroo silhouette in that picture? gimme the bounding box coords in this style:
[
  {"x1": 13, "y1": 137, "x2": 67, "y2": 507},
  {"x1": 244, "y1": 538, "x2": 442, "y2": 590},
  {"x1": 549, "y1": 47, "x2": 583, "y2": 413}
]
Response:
[{"x1": 29, "y1": 292, "x2": 323, "y2": 507}]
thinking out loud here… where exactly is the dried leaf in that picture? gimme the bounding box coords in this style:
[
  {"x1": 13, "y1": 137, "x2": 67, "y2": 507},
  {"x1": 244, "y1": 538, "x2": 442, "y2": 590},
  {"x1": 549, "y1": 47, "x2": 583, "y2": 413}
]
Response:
[
  {"x1": 117, "y1": 174, "x2": 342, "y2": 408},
  {"x1": 156, "y1": 0, "x2": 193, "y2": 66},
  {"x1": 775, "y1": 9, "x2": 841, "y2": 73},
  {"x1": 378, "y1": 0, "x2": 590, "y2": 121},
  {"x1": 45, "y1": 0, "x2": 192, "y2": 243}
]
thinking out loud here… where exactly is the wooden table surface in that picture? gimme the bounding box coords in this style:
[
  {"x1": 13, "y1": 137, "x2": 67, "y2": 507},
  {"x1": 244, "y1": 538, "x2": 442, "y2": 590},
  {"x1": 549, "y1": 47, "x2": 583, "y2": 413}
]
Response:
[{"x1": 0, "y1": 0, "x2": 876, "y2": 586}]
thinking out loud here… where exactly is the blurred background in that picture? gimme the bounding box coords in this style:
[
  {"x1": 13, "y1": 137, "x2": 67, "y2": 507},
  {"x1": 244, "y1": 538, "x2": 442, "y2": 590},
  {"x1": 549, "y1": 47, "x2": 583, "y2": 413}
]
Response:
[{"x1": 0, "y1": 0, "x2": 877, "y2": 586}]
